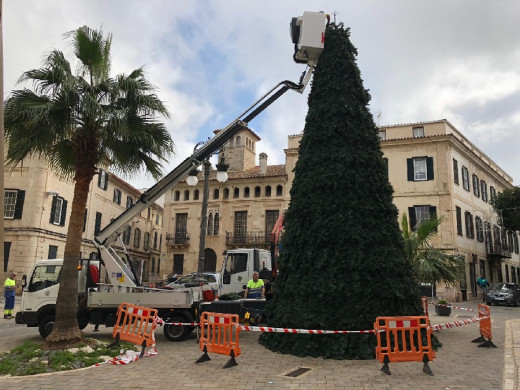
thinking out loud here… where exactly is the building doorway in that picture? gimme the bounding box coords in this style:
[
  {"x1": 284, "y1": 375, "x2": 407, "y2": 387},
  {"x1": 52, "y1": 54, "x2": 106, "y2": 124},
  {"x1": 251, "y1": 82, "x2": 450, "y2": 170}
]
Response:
[
  {"x1": 469, "y1": 261, "x2": 477, "y2": 299},
  {"x1": 204, "y1": 249, "x2": 217, "y2": 272}
]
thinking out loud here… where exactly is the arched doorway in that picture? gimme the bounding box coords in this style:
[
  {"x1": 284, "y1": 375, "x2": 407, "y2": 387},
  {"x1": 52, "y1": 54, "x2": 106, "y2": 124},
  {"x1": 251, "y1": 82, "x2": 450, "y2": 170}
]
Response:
[{"x1": 204, "y1": 248, "x2": 217, "y2": 272}]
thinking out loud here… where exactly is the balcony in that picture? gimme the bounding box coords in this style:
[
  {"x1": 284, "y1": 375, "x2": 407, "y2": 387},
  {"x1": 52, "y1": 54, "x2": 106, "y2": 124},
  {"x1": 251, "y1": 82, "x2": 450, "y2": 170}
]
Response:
[
  {"x1": 485, "y1": 241, "x2": 511, "y2": 259},
  {"x1": 166, "y1": 232, "x2": 190, "y2": 248},
  {"x1": 225, "y1": 231, "x2": 270, "y2": 247}
]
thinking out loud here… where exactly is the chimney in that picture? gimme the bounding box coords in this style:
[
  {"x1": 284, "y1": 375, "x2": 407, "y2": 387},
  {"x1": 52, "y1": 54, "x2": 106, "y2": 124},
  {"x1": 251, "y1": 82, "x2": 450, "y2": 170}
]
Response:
[{"x1": 259, "y1": 153, "x2": 268, "y2": 175}]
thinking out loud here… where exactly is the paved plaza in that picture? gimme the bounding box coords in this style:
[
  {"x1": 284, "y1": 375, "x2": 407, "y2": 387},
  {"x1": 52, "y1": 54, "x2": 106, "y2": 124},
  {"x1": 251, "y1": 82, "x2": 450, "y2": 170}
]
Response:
[{"x1": 0, "y1": 299, "x2": 517, "y2": 389}]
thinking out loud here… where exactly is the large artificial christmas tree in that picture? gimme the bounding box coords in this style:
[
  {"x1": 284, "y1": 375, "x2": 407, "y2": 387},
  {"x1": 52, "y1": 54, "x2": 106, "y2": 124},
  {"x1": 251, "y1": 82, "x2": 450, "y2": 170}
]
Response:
[{"x1": 259, "y1": 23, "x2": 423, "y2": 359}]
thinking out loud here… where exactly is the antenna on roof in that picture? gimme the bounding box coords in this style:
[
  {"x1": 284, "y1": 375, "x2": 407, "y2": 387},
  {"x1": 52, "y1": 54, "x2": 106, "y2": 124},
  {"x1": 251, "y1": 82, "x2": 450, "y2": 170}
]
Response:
[{"x1": 377, "y1": 112, "x2": 382, "y2": 127}]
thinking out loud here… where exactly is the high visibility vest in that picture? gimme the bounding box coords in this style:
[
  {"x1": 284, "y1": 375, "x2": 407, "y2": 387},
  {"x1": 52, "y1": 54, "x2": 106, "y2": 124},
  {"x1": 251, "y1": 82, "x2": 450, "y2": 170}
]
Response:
[{"x1": 246, "y1": 279, "x2": 264, "y2": 298}]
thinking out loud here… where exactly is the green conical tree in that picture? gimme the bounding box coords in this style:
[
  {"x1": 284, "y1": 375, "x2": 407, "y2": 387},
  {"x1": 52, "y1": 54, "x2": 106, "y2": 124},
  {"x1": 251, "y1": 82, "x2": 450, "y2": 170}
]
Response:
[{"x1": 259, "y1": 23, "x2": 423, "y2": 359}]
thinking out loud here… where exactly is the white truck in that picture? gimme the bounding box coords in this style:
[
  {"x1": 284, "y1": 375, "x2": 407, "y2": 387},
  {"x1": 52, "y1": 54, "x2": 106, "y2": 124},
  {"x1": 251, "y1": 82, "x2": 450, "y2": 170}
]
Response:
[{"x1": 15, "y1": 11, "x2": 327, "y2": 341}]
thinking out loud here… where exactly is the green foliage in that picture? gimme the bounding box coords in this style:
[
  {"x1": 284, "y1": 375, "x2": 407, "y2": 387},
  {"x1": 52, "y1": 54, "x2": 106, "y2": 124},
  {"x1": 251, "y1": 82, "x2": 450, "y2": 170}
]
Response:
[
  {"x1": 401, "y1": 214, "x2": 465, "y2": 286},
  {"x1": 260, "y1": 23, "x2": 423, "y2": 359},
  {"x1": 492, "y1": 186, "x2": 520, "y2": 231}
]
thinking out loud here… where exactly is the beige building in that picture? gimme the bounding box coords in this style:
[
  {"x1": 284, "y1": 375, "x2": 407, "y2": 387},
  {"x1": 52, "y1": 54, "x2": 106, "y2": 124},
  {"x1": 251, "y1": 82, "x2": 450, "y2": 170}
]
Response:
[
  {"x1": 3, "y1": 154, "x2": 164, "y2": 284},
  {"x1": 165, "y1": 120, "x2": 519, "y2": 301}
]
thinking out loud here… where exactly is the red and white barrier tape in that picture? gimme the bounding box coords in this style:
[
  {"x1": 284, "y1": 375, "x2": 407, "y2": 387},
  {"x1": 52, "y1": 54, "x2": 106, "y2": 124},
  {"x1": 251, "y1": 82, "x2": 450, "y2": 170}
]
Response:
[
  {"x1": 428, "y1": 316, "x2": 486, "y2": 331},
  {"x1": 156, "y1": 318, "x2": 199, "y2": 326},
  {"x1": 237, "y1": 325, "x2": 376, "y2": 334},
  {"x1": 428, "y1": 303, "x2": 477, "y2": 312},
  {"x1": 92, "y1": 346, "x2": 158, "y2": 368}
]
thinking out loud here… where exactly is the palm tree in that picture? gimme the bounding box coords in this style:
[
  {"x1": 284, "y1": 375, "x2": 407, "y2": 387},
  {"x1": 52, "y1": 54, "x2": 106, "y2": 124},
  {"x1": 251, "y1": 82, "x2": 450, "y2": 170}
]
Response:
[
  {"x1": 4, "y1": 26, "x2": 174, "y2": 346},
  {"x1": 401, "y1": 214, "x2": 464, "y2": 290}
]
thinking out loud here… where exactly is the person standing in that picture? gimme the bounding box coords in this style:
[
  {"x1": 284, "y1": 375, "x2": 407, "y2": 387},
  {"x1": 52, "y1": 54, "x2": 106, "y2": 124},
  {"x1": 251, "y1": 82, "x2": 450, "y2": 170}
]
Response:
[
  {"x1": 4, "y1": 271, "x2": 17, "y2": 319},
  {"x1": 477, "y1": 274, "x2": 490, "y2": 302},
  {"x1": 244, "y1": 271, "x2": 265, "y2": 299}
]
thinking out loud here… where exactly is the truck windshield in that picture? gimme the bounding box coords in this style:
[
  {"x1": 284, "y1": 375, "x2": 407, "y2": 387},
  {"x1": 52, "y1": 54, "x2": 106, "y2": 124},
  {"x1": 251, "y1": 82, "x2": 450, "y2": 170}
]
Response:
[
  {"x1": 224, "y1": 253, "x2": 248, "y2": 274},
  {"x1": 28, "y1": 265, "x2": 62, "y2": 292}
]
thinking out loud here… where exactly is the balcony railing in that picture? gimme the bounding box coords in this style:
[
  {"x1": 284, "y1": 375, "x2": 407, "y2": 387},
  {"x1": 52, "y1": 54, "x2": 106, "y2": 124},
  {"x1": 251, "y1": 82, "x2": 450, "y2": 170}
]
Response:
[
  {"x1": 225, "y1": 231, "x2": 270, "y2": 246},
  {"x1": 166, "y1": 232, "x2": 190, "y2": 247},
  {"x1": 485, "y1": 241, "x2": 511, "y2": 258}
]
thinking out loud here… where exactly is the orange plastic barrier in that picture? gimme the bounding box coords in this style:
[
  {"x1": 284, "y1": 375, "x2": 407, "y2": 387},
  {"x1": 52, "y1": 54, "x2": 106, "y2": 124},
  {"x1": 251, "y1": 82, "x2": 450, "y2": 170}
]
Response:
[
  {"x1": 471, "y1": 303, "x2": 496, "y2": 348},
  {"x1": 196, "y1": 312, "x2": 241, "y2": 368},
  {"x1": 109, "y1": 302, "x2": 159, "y2": 358},
  {"x1": 374, "y1": 316, "x2": 435, "y2": 376},
  {"x1": 421, "y1": 296, "x2": 429, "y2": 317}
]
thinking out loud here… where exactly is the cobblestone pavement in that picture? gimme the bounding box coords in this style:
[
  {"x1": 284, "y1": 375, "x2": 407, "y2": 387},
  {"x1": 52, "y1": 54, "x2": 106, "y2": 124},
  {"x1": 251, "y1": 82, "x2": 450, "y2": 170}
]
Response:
[{"x1": 0, "y1": 299, "x2": 515, "y2": 389}]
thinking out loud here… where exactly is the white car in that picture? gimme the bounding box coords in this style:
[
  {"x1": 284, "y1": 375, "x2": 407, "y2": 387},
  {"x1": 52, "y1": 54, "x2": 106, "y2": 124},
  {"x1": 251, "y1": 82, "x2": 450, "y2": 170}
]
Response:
[{"x1": 165, "y1": 272, "x2": 220, "y2": 290}]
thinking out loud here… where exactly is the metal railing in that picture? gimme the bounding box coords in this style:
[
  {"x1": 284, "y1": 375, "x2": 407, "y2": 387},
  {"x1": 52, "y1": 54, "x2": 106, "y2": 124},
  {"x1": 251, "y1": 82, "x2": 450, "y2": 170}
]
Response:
[{"x1": 225, "y1": 231, "x2": 270, "y2": 246}]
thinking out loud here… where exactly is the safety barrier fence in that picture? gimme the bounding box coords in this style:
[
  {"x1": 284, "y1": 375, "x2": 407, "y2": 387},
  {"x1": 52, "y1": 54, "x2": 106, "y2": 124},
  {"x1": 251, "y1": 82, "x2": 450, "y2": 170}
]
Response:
[
  {"x1": 471, "y1": 303, "x2": 496, "y2": 348},
  {"x1": 196, "y1": 312, "x2": 241, "y2": 368},
  {"x1": 108, "y1": 302, "x2": 160, "y2": 358}
]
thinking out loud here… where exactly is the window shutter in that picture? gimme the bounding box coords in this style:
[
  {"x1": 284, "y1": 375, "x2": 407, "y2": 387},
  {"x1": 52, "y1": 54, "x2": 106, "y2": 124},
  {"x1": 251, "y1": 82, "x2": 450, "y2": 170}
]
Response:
[
  {"x1": 60, "y1": 200, "x2": 68, "y2": 226},
  {"x1": 408, "y1": 207, "x2": 417, "y2": 230},
  {"x1": 104, "y1": 172, "x2": 109, "y2": 190},
  {"x1": 430, "y1": 206, "x2": 437, "y2": 232},
  {"x1": 427, "y1": 157, "x2": 434, "y2": 180},
  {"x1": 98, "y1": 171, "x2": 102, "y2": 188},
  {"x1": 383, "y1": 158, "x2": 389, "y2": 178},
  {"x1": 50, "y1": 196, "x2": 57, "y2": 223},
  {"x1": 83, "y1": 209, "x2": 88, "y2": 232},
  {"x1": 407, "y1": 159, "x2": 414, "y2": 181},
  {"x1": 13, "y1": 190, "x2": 25, "y2": 220}
]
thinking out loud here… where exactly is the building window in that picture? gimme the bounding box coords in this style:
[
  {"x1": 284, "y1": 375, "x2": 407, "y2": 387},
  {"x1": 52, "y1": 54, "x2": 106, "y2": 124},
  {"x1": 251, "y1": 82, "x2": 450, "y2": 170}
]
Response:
[
  {"x1": 174, "y1": 191, "x2": 180, "y2": 201},
  {"x1": 144, "y1": 232, "x2": 150, "y2": 250},
  {"x1": 481, "y1": 180, "x2": 488, "y2": 202},
  {"x1": 514, "y1": 234, "x2": 519, "y2": 254},
  {"x1": 156, "y1": 213, "x2": 160, "y2": 225},
  {"x1": 508, "y1": 231, "x2": 514, "y2": 252},
  {"x1": 234, "y1": 211, "x2": 247, "y2": 243},
  {"x1": 94, "y1": 212, "x2": 102, "y2": 235},
  {"x1": 453, "y1": 159, "x2": 459, "y2": 185},
  {"x1": 113, "y1": 189, "x2": 121, "y2": 205},
  {"x1": 462, "y1": 166, "x2": 470, "y2": 191},
  {"x1": 456, "y1": 206, "x2": 463, "y2": 236},
  {"x1": 173, "y1": 254, "x2": 184, "y2": 275},
  {"x1": 408, "y1": 205, "x2": 436, "y2": 230},
  {"x1": 475, "y1": 216, "x2": 484, "y2": 242},
  {"x1": 265, "y1": 210, "x2": 279, "y2": 242},
  {"x1": 151, "y1": 257, "x2": 155, "y2": 273},
  {"x1": 122, "y1": 225, "x2": 131, "y2": 245},
  {"x1": 379, "y1": 130, "x2": 386, "y2": 140},
  {"x1": 194, "y1": 189, "x2": 200, "y2": 200},
  {"x1": 98, "y1": 169, "x2": 108, "y2": 190},
  {"x1": 153, "y1": 231, "x2": 158, "y2": 249},
  {"x1": 266, "y1": 186, "x2": 272, "y2": 197},
  {"x1": 214, "y1": 213, "x2": 220, "y2": 236},
  {"x1": 213, "y1": 189, "x2": 219, "y2": 199},
  {"x1": 465, "y1": 211, "x2": 474, "y2": 239},
  {"x1": 254, "y1": 186, "x2": 261, "y2": 197},
  {"x1": 412, "y1": 127, "x2": 424, "y2": 138},
  {"x1": 134, "y1": 228, "x2": 141, "y2": 248},
  {"x1": 50, "y1": 196, "x2": 68, "y2": 226},
  {"x1": 184, "y1": 190, "x2": 190, "y2": 201},
  {"x1": 472, "y1": 174, "x2": 480, "y2": 197},
  {"x1": 126, "y1": 196, "x2": 134, "y2": 209},
  {"x1": 407, "y1": 157, "x2": 434, "y2": 181},
  {"x1": 48, "y1": 245, "x2": 58, "y2": 259},
  {"x1": 207, "y1": 213, "x2": 214, "y2": 236},
  {"x1": 490, "y1": 186, "x2": 496, "y2": 202},
  {"x1": 223, "y1": 188, "x2": 229, "y2": 199},
  {"x1": 244, "y1": 187, "x2": 250, "y2": 198},
  {"x1": 234, "y1": 188, "x2": 239, "y2": 199},
  {"x1": 175, "y1": 213, "x2": 188, "y2": 244},
  {"x1": 4, "y1": 189, "x2": 25, "y2": 220},
  {"x1": 276, "y1": 185, "x2": 283, "y2": 196}
]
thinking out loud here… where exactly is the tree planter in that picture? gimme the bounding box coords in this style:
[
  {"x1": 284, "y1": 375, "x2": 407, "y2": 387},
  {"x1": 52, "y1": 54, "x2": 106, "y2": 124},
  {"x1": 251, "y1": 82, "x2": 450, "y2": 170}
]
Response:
[{"x1": 435, "y1": 304, "x2": 451, "y2": 316}]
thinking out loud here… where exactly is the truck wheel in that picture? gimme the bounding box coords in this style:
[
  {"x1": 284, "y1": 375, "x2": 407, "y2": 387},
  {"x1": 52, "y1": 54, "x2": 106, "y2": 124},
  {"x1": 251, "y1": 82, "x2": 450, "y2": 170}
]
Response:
[
  {"x1": 39, "y1": 315, "x2": 55, "y2": 338},
  {"x1": 77, "y1": 310, "x2": 89, "y2": 330},
  {"x1": 163, "y1": 314, "x2": 192, "y2": 341}
]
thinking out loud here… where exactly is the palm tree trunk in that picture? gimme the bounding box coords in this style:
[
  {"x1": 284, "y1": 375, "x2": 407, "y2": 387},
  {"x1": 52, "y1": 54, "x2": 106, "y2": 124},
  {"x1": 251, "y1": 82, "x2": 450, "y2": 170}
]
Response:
[{"x1": 46, "y1": 168, "x2": 94, "y2": 345}]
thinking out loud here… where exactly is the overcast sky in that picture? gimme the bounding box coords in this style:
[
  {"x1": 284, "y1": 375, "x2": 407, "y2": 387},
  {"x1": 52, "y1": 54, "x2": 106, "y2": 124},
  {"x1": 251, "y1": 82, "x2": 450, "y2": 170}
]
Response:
[{"x1": 4, "y1": 0, "x2": 520, "y2": 189}]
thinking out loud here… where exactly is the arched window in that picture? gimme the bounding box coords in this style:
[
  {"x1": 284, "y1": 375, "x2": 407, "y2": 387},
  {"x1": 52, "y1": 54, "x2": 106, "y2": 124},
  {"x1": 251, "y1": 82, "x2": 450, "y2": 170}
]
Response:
[
  {"x1": 236, "y1": 136, "x2": 241, "y2": 146},
  {"x1": 254, "y1": 186, "x2": 261, "y2": 197},
  {"x1": 133, "y1": 228, "x2": 141, "y2": 248},
  {"x1": 174, "y1": 191, "x2": 180, "y2": 201},
  {"x1": 207, "y1": 213, "x2": 213, "y2": 236},
  {"x1": 184, "y1": 190, "x2": 190, "y2": 201},
  {"x1": 224, "y1": 188, "x2": 230, "y2": 199},
  {"x1": 276, "y1": 185, "x2": 283, "y2": 196},
  {"x1": 213, "y1": 188, "x2": 219, "y2": 199},
  {"x1": 123, "y1": 225, "x2": 131, "y2": 245},
  {"x1": 194, "y1": 189, "x2": 200, "y2": 200},
  {"x1": 234, "y1": 188, "x2": 240, "y2": 198},
  {"x1": 144, "y1": 232, "x2": 150, "y2": 250},
  {"x1": 244, "y1": 187, "x2": 250, "y2": 198},
  {"x1": 214, "y1": 213, "x2": 220, "y2": 236},
  {"x1": 151, "y1": 257, "x2": 155, "y2": 273},
  {"x1": 265, "y1": 186, "x2": 271, "y2": 197}
]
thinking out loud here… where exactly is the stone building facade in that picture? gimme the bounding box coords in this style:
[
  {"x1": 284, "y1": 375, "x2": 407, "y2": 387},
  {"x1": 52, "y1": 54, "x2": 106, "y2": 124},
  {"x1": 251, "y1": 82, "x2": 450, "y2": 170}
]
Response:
[
  {"x1": 164, "y1": 120, "x2": 519, "y2": 301},
  {"x1": 3, "y1": 154, "x2": 164, "y2": 284}
]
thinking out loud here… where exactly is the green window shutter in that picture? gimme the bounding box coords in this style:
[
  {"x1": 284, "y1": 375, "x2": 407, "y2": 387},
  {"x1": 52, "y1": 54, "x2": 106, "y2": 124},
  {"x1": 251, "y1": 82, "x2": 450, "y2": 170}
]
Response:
[
  {"x1": 14, "y1": 190, "x2": 25, "y2": 220},
  {"x1": 60, "y1": 200, "x2": 68, "y2": 226},
  {"x1": 407, "y1": 159, "x2": 414, "y2": 181},
  {"x1": 430, "y1": 206, "x2": 437, "y2": 232},
  {"x1": 50, "y1": 196, "x2": 57, "y2": 223},
  {"x1": 426, "y1": 157, "x2": 434, "y2": 180},
  {"x1": 408, "y1": 207, "x2": 416, "y2": 230}
]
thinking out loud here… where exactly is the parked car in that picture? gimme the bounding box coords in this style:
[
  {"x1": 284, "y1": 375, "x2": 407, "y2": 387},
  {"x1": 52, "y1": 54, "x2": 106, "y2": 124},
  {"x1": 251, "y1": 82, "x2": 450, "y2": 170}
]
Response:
[
  {"x1": 486, "y1": 283, "x2": 520, "y2": 306},
  {"x1": 165, "y1": 273, "x2": 178, "y2": 284},
  {"x1": 164, "y1": 272, "x2": 220, "y2": 290}
]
